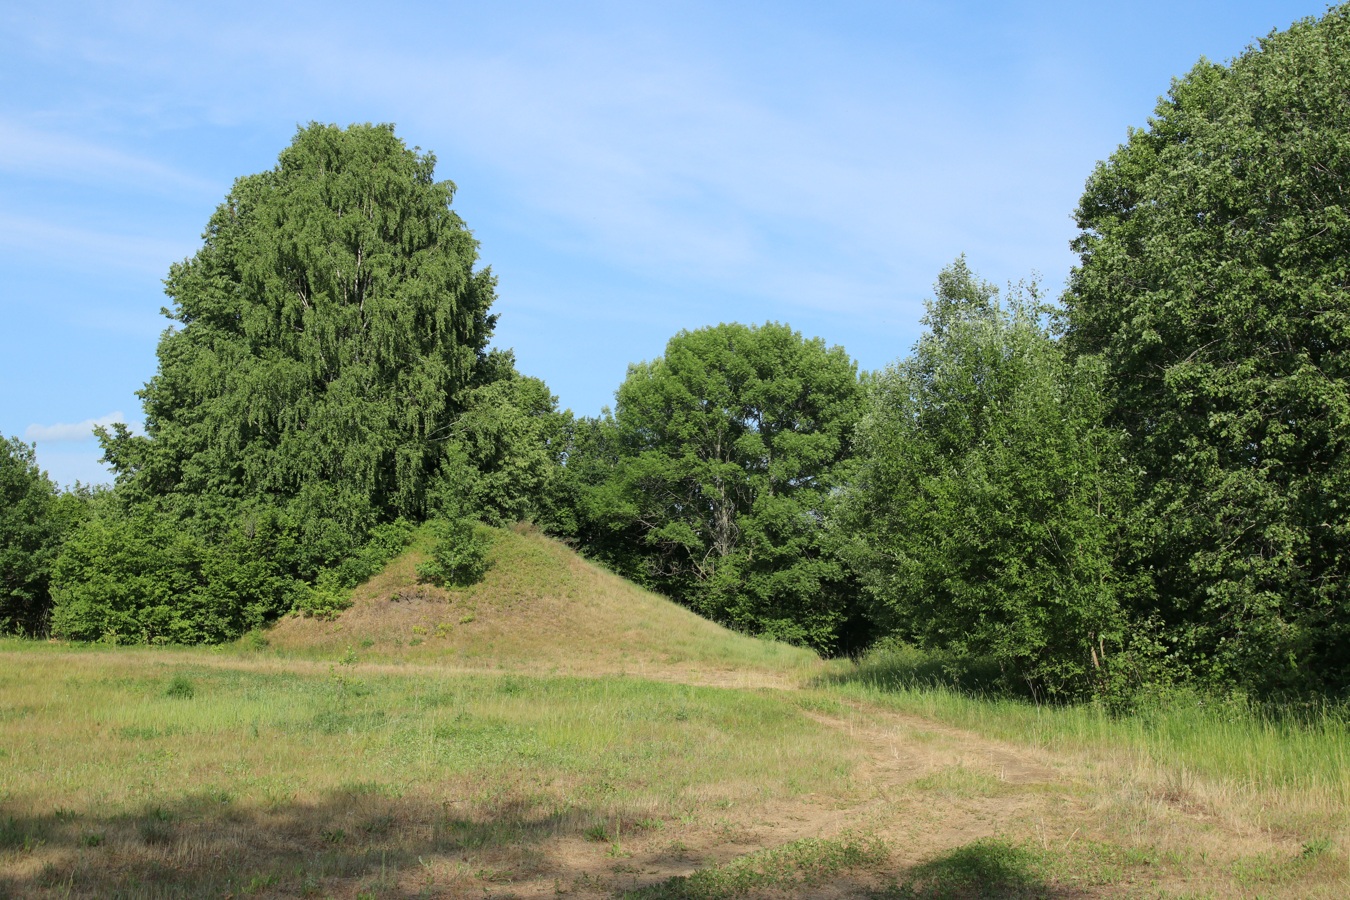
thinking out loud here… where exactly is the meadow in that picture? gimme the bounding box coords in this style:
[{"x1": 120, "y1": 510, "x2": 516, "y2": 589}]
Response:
[{"x1": 1, "y1": 528, "x2": 1346, "y2": 898}]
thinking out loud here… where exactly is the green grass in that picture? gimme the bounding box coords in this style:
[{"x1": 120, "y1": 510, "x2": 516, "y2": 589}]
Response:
[
  {"x1": 6, "y1": 534, "x2": 1350, "y2": 896},
  {"x1": 881, "y1": 838, "x2": 1054, "y2": 899},
  {"x1": 873, "y1": 837, "x2": 1164, "y2": 899},
  {"x1": 0, "y1": 652, "x2": 854, "y2": 810},
  {"x1": 625, "y1": 834, "x2": 888, "y2": 899},
  {"x1": 824, "y1": 642, "x2": 1350, "y2": 837},
  {"x1": 0, "y1": 645, "x2": 860, "y2": 897},
  {"x1": 626, "y1": 834, "x2": 1162, "y2": 900},
  {"x1": 909, "y1": 765, "x2": 1006, "y2": 800}
]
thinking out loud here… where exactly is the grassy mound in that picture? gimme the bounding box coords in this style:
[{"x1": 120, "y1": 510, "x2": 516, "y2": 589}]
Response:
[{"x1": 265, "y1": 524, "x2": 821, "y2": 684}]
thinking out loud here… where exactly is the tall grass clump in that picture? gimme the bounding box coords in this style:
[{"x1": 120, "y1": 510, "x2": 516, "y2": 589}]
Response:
[{"x1": 164, "y1": 673, "x2": 195, "y2": 699}]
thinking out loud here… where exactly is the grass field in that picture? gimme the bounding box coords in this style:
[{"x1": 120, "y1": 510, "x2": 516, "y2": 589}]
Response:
[
  {"x1": 825, "y1": 644, "x2": 1350, "y2": 843},
  {"x1": 1, "y1": 526, "x2": 1347, "y2": 897}
]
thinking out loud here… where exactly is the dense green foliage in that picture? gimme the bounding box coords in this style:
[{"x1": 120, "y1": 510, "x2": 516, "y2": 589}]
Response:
[
  {"x1": 0, "y1": 439, "x2": 80, "y2": 635},
  {"x1": 416, "y1": 517, "x2": 493, "y2": 588},
  {"x1": 52, "y1": 506, "x2": 296, "y2": 643},
  {"x1": 1063, "y1": 7, "x2": 1350, "y2": 695},
  {"x1": 108, "y1": 122, "x2": 497, "y2": 527},
  {"x1": 438, "y1": 355, "x2": 574, "y2": 531},
  {"x1": 48, "y1": 123, "x2": 498, "y2": 642},
  {"x1": 571, "y1": 322, "x2": 868, "y2": 653},
  {"x1": 841, "y1": 262, "x2": 1133, "y2": 696}
]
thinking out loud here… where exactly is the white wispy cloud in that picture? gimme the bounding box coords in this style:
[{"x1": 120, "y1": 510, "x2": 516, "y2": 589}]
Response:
[
  {"x1": 6, "y1": 2, "x2": 1081, "y2": 316},
  {"x1": 25, "y1": 411, "x2": 130, "y2": 443},
  {"x1": 245, "y1": 15, "x2": 1076, "y2": 313},
  {"x1": 0, "y1": 212, "x2": 193, "y2": 277},
  {"x1": 0, "y1": 118, "x2": 220, "y2": 196}
]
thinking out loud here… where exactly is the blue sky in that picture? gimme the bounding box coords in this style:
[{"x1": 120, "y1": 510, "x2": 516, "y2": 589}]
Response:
[{"x1": 1, "y1": 0, "x2": 1331, "y2": 486}]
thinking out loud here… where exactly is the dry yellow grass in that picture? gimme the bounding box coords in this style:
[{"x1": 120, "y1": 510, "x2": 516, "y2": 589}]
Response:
[{"x1": 826, "y1": 647, "x2": 1350, "y2": 854}]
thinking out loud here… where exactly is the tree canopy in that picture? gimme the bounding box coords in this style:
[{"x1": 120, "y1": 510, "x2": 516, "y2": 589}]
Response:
[
  {"x1": 842, "y1": 261, "x2": 1132, "y2": 695},
  {"x1": 105, "y1": 122, "x2": 498, "y2": 530},
  {"x1": 1063, "y1": 6, "x2": 1350, "y2": 693},
  {"x1": 572, "y1": 322, "x2": 868, "y2": 653},
  {"x1": 50, "y1": 123, "x2": 504, "y2": 642},
  {"x1": 440, "y1": 353, "x2": 574, "y2": 531},
  {"x1": 0, "y1": 439, "x2": 69, "y2": 635}
]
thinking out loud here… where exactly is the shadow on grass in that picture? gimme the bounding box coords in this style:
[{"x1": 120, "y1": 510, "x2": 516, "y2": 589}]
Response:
[
  {"x1": 0, "y1": 787, "x2": 644, "y2": 898},
  {"x1": 877, "y1": 838, "x2": 1092, "y2": 899},
  {"x1": 625, "y1": 836, "x2": 1095, "y2": 900},
  {"x1": 4, "y1": 798, "x2": 1123, "y2": 900},
  {"x1": 623, "y1": 833, "x2": 889, "y2": 899}
]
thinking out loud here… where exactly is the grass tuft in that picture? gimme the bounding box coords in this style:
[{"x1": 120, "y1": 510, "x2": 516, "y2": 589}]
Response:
[
  {"x1": 137, "y1": 807, "x2": 173, "y2": 845},
  {"x1": 886, "y1": 838, "x2": 1049, "y2": 899},
  {"x1": 0, "y1": 817, "x2": 43, "y2": 853},
  {"x1": 165, "y1": 673, "x2": 196, "y2": 699}
]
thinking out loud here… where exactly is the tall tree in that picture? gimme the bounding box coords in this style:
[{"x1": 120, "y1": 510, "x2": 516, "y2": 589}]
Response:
[
  {"x1": 52, "y1": 123, "x2": 499, "y2": 643},
  {"x1": 574, "y1": 322, "x2": 867, "y2": 653},
  {"x1": 1062, "y1": 7, "x2": 1350, "y2": 694},
  {"x1": 842, "y1": 261, "x2": 1132, "y2": 696},
  {"x1": 104, "y1": 122, "x2": 498, "y2": 530}
]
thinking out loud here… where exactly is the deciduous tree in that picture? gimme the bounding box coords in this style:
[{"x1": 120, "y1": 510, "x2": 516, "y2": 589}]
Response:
[
  {"x1": 842, "y1": 261, "x2": 1132, "y2": 696},
  {"x1": 53, "y1": 123, "x2": 498, "y2": 642},
  {"x1": 574, "y1": 322, "x2": 867, "y2": 652},
  {"x1": 109, "y1": 122, "x2": 498, "y2": 530},
  {"x1": 1062, "y1": 7, "x2": 1350, "y2": 693},
  {"x1": 0, "y1": 438, "x2": 63, "y2": 635}
]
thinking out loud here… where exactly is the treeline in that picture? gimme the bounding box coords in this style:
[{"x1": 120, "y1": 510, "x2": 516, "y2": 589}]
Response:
[{"x1": 4, "y1": 7, "x2": 1350, "y2": 702}]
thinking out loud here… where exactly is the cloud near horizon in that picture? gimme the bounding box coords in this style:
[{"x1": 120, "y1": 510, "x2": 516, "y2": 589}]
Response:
[{"x1": 25, "y1": 411, "x2": 130, "y2": 443}]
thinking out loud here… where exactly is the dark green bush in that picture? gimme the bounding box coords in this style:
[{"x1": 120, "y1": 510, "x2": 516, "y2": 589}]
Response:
[
  {"x1": 50, "y1": 506, "x2": 413, "y2": 641},
  {"x1": 0, "y1": 438, "x2": 85, "y2": 636},
  {"x1": 417, "y1": 517, "x2": 493, "y2": 588},
  {"x1": 165, "y1": 674, "x2": 195, "y2": 699}
]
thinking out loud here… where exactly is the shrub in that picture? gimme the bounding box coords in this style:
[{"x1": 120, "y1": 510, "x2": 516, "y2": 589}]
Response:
[
  {"x1": 294, "y1": 573, "x2": 352, "y2": 620},
  {"x1": 0, "y1": 438, "x2": 70, "y2": 636},
  {"x1": 417, "y1": 517, "x2": 492, "y2": 588}
]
